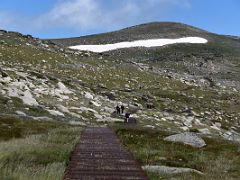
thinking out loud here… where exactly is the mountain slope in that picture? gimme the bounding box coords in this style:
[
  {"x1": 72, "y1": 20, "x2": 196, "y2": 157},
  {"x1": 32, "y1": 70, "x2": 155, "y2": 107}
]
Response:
[
  {"x1": 1, "y1": 23, "x2": 240, "y2": 179},
  {"x1": 0, "y1": 24, "x2": 239, "y2": 132},
  {"x1": 50, "y1": 22, "x2": 240, "y2": 62},
  {"x1": 50, "y1": 22, "x2": 240, "y2": 47},
  {"x1": 50, "y1": 22, "x2": 240, "y2": 90}
]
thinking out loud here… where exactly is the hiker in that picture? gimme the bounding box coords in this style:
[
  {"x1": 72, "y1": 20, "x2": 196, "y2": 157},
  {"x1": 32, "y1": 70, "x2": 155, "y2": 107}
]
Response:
[
  {"x1": 121, "y1": 105, "x2": 125, "y2": 114},
  {"x1": 125, "y1": 112, "x2": 130, "y2": 123},
  {"x1": 116, "y1": 105, "x2": 121, "y2": 114}
]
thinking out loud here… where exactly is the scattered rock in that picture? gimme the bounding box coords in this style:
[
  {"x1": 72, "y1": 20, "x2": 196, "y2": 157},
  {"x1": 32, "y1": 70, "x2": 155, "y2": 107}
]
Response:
[
  {"x1": 21, "y1": 90, "x2": 39, "y2": 106},
  {"x1": 144, "y1": 125, "x2": 155, "y2": 128},
  {"x1": 96, "y1": 117, "x2": 124, "y2": 123},
  {"x1": 0, "y1": 77, "x2": 12, "y2": 84},
  {"x1": 165, "y1": 116, "x2": 175, "y2": 121},
  {"x1": 101, "y1": 106, "x2": 114, "y2": 113},
  {"x1": 47, "y1": 109, "x2": 65, "y2": 117},
  {"x1": 90, "y1": 100, "x2": 101, "y2": 107},
  {"x1": 15, "y1": 111, "x2": 27, "y2": 116},
  {"x1": 222, "y1": 131, "x2": 240, "y2": 142},
  {"x1": 125, "y1": 84, "x2": 130, "y2": 88},
  {"x1": 164, "y1": 132, "x2": 206, "y2": 148},
  {"x1": 0, "y1": 68, "x2": 9, "y2": 77},
  {"x1": 94, "y1": 114, "x2": 103, "y2": 120},
  {"x1": 57, "y1": 105, "x2": 70, "y2": 113},
  {"x1": 85, "y1": 92, "x2": 94, "y2": 99},
  {"x1": 198, "y1": 128, "x2": 211, "y2": 135},
  {"x1": 142, "y1": 165, "x2": 204, "y2": 175},
  {"x1": 103, "y1": 91, "x2": 116, "y2": 100},
  {"x1": 57, "y1": 82, "x2": 73, "y2": 94},
  {"x1": 210, "y1": 124, "x2": 221, "y2": 131},
  {"x1": 33, "y1": 116, "x2": 53, "y2": 121},
  {"x1": 180, "y1": 126, "x2": 189, "y2": 131},
  {"x1": 69, "y1": 121, "x2": 86, "y2": 126},
  {"x1": 214, "y1": 122, "x2": 221, "y2": 128},
  {"x1": 79, "y1": 107, "x2": 98, "y2": 114}
]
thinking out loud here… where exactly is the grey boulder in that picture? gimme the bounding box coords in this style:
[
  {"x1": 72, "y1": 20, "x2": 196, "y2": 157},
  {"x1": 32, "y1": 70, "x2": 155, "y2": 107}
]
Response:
[{"x1": 164, "y1": 132, "x2": 206, "y2": 148}]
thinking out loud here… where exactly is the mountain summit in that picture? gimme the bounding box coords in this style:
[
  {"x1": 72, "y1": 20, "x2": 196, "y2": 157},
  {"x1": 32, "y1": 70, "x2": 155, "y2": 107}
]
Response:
[
  {"x1": 0, "y1": 22, "x2": 240, "y2": 179},
  {"x1": 50, "y1": 22, "x2": 239, "y2": 46}
]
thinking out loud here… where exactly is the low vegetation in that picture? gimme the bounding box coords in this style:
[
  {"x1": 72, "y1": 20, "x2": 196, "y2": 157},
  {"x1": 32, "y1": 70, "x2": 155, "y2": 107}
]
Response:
[
  {"x1": 115, "y1": 127, "x2": 240, "y2": 179},
  {"x1": 0, "y1": 116, "x2": 67, "y2": 140},
  {"x1": 0, "y1": 117, "x2": 82, "y2": 180},
  {"x1": 1, "y1": 23, "x2": 240, "y2": 180}
]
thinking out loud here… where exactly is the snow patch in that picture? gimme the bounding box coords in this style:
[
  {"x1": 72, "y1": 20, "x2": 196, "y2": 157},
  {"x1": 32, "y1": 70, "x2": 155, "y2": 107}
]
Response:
[{"x1": 69, "y1": 37, "x2": 208, "y2": 53}]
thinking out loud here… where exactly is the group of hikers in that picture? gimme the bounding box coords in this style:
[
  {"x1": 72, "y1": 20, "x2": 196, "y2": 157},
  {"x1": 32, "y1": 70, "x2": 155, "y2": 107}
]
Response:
[
  {"x1": 116, "y1": 105, "x2": 124, "y2": 114},
  {"x1": 116, "y1": 104, "x2": 131, "y2": 123}
]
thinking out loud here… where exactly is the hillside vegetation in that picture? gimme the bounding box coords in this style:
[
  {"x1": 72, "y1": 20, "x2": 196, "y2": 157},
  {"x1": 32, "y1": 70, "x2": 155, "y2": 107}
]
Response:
[{"x1": 0, "y1": 22, "x2": 240, "y2": 179}]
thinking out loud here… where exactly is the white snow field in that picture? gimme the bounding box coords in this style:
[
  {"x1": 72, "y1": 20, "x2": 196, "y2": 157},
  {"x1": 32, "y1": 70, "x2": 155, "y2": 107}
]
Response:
[{"x1": 69, "y1": 37, "x2": 208, "y2": 53}]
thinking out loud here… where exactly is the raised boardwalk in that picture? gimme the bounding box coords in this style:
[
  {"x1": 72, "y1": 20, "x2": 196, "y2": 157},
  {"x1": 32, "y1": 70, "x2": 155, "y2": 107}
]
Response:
[{"x1": 64, "y1": 127, "x2": 148, "y2": 180}]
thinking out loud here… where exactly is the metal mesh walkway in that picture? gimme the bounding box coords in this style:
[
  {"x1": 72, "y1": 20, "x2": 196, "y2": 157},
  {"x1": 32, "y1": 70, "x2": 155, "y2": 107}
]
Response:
[{"x1": 64, "y1": 127, "x2": 148, "y2": 180}]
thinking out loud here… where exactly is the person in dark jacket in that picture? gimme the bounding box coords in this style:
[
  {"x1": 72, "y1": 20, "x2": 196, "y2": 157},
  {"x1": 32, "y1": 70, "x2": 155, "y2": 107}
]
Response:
[
  {"x1": 121, "y1": 105, "x2": 125, "y2": 114},
  {"x1": 125, "y1": 112, "x2": 130, "y2": 123},
  {"x1": 116, "y1": 105, "x2": 121, "y2": 114}
]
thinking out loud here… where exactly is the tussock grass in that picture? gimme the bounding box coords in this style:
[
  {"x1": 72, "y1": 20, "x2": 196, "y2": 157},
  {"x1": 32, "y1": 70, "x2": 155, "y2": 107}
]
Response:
[
  {"x1": 115, "y1": 128, "x2": 240, "y2": 180},
  {"x1": 0, "y1": 120, "x2": 82, "y2": 180},
  {"x1": 0, "y1": 116, "x2": 69, "y2": 140}
]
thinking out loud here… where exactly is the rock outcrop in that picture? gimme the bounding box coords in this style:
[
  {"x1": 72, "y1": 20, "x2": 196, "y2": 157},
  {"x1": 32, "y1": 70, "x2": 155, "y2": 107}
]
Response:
[{"x1": 164, "y1": 132, "x2": 206, "y2": 148}]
